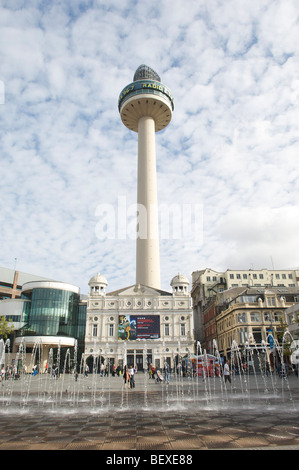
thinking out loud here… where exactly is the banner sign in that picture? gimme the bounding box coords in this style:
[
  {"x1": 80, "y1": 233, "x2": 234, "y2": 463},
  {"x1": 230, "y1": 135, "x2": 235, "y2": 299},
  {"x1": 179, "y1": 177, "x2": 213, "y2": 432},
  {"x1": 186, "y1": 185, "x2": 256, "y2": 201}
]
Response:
[
  {"x1": 118, "y1": 80, "x2": 174, "y2": 110},
  {"x1": 118, "y1": 315, "x2": 160, "y2": 340}
]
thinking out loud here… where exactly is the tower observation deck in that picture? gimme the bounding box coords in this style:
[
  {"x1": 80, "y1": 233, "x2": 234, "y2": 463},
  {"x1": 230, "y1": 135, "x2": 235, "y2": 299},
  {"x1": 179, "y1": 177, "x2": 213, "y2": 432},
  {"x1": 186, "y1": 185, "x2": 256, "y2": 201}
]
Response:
[
  {"x1": 118, "y1": 64, "x2": 174, "y2": 132},
  {"x1": 118, "y1": 65, "x2": 174, "y2": 289}
]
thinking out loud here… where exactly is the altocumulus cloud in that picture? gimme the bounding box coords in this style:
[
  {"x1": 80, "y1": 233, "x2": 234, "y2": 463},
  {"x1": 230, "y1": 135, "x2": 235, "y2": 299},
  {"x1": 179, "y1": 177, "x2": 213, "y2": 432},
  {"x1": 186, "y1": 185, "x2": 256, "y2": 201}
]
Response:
[{"x1": 0, "y1": 0, "x2": 299, "y2": 293}]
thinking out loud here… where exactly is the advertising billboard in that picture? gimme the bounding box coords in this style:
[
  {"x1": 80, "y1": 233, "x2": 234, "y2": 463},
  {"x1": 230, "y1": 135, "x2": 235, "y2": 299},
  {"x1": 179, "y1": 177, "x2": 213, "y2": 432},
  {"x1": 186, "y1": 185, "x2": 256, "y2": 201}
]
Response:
[{"x1": 118, "y1": 315, "x2": 160, "y2": 340}]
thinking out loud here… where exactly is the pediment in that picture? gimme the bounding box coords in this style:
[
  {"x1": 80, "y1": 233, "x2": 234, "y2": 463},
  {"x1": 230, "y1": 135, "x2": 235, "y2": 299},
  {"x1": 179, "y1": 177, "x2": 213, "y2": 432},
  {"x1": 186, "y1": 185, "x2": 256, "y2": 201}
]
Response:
[{"x1": 108, "y1": 284, "x2": 170, "y2": 297}]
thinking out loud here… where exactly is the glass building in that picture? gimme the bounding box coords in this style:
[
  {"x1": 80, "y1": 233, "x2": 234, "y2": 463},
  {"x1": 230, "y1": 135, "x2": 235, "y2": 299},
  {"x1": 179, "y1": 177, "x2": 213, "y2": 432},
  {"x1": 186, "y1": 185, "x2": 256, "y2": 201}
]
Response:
[
  {"x1": 13, "y1": 281, "x2": 86, "y2": 369},
  {"x1": 20, "y1": 285, "x2": 80, "y2": 337}
]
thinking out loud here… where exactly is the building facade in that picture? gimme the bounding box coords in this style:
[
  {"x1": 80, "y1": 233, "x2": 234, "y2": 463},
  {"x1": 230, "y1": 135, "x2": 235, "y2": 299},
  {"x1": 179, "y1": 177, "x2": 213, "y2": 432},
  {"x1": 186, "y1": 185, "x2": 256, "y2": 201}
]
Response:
[
  {"x1": 0, "y1": 266, "x2": 54, "y2": 300},
  {"x1": 0, "y1": 274, "x2": 86, "y2": 369},
  {"x1": 84, "y1": 273, "x2": 193, "y2": 371},
  {"x1": 191, "y1": 268, "x2": 299, "y2": 359},
  {"x1": 192, "y1": 268, "x2": 299, "y2": 344},
  {"x1": 212, "y1": 287, "x2": 299, "y2": 356}
]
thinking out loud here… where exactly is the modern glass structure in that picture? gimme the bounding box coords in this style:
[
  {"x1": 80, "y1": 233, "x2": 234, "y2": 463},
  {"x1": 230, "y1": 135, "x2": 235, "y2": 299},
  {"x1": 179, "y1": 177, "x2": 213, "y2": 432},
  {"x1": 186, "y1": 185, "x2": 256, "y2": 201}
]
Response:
[
  {"x1": 133, "y1": 64, "x2": 161, "y2": 82},
  {"x1": 14, "y1": 281, "x2": 86, "y2": 368},
  {"x1": 20, "y1": 286, "x2": 80, "y2": 338}
]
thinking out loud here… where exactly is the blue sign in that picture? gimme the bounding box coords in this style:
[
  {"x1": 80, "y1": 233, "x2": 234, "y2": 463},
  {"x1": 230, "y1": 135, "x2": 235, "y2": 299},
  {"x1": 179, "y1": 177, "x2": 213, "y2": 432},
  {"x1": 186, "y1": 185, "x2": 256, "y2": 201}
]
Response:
[{"x1": 268, "y1": 334, "x2": 274, "y2": 351}]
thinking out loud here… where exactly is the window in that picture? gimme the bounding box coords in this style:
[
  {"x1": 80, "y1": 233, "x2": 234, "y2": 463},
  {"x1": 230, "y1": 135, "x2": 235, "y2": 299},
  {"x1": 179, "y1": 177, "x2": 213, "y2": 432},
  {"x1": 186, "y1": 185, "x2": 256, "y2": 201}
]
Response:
[
  {"x1": 230, "y1": 274, "x2": 234, "y2": 279},
  {"x1": 274, "y1": 312, "x2": 281, "y2": 322},
  {"x1": 239, "y1": 327, "x2": 248, "y2": 343},
  {"x1": 237, "y1": 274, "x2": 241, "y2": 279},
  {"x1": 109, "y1": 324, "x2": 114, "y2": 337},
  {"x1": 264, "y1": 312, "x2": 271, "y2": 322},
  {"x1": 275, "y1": 274, "x2": 280, "y2": 279},
  {"x1": 267, "y1": 297, "x2": 276, "y2": 307},
  {"x1": 5, "y1": 315, "x2": 21, "y2": 322},
  {"x1": 250, "y1": 312, "x2": 261, "y2": 322},
  {"x1": 92, "y1": 324, "x2": 98, "y2": 337},
  {"x1": 180, "y1": 324, "x2": 186, "y2": 336},
  {"x1": 253, "y1": 274, "x2": 257, "y2": 279},
  {"x1": 289, "y1": 274, "x2": 293, "y2": 279},
  {"x1": 238, "y1": 313, "x2": 246, "y2": 323},
  {"x1": 252, "y1": 328, "x2": 262, "y2": 343},
  {"x1": 259, "y1": 274, "x2": 264, "y2": 279},
  {"x1": 243, "y1": 274, "x2": 247, "y2": 279},
  {"x1": 164, "y1": 324, "x2": 170, "y2": 336}
]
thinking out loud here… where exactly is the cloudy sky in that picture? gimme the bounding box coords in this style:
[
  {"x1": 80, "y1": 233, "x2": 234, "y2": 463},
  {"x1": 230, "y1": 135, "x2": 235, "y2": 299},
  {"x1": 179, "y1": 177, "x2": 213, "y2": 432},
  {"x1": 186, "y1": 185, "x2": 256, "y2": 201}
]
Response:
[{"x1": 1, "y1": 0, "x2": 299, "y2": 294}]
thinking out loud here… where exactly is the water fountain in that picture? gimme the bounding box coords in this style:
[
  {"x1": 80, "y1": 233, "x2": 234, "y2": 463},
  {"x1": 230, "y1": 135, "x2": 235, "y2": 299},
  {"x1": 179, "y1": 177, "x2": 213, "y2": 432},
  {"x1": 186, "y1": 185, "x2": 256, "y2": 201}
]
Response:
[{"x1": 0, "y1": 335, "x2": 299, "y2": 416}]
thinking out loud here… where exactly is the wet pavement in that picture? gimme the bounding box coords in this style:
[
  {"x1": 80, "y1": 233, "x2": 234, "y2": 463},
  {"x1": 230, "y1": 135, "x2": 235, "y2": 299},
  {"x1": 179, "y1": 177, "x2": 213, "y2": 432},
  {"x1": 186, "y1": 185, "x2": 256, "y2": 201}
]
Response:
[{"x1": 1, "y1": 373, "x2": 299, "y2": 451}]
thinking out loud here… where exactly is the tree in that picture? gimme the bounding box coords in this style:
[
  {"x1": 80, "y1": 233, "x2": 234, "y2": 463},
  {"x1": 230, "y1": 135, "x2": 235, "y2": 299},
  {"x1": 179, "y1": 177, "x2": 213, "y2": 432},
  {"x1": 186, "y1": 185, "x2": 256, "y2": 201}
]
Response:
[
  {"x1": 276, "y1": 315, "x2": 292, "y2": 361},
  {"x1": 0, "y1": 316, "x2": 14, "y2": 340}
]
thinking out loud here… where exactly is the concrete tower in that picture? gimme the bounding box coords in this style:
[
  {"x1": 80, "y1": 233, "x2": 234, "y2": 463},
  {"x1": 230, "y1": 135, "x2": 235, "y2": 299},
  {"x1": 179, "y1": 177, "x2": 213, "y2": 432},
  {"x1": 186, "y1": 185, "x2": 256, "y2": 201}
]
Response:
[{"x1": 118, "y1": 65, "x2": 174, "y2": 289}]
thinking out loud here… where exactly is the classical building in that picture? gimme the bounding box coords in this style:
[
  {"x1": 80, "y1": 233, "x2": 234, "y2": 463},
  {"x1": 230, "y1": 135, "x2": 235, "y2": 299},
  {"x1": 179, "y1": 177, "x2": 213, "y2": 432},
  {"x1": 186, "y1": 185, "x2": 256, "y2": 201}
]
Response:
[
  {"x1": 191, "y1": 268, "x2": 299, "y2": 344},
  {"x1": 285, "y1": 304, "x2": 299, "y2": 340},
  {"x1": 84, "y1": 273, "x2": 193, "y2": 371},
  {"x1": 214, "y1": 286, "x2": 299, "y2": 356}
]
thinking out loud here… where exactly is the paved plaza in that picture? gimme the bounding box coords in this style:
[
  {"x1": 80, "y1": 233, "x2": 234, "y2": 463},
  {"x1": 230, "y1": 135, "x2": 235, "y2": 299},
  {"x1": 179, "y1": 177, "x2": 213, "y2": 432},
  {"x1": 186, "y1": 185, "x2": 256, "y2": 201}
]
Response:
[{"x1": 1, "y1": 373, "x2": 299, "y2": 451}]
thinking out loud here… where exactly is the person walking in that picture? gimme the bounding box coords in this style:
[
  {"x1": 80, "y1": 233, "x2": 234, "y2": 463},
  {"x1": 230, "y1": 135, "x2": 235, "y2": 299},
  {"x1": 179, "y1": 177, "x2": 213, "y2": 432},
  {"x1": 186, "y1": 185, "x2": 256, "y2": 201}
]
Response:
[
  {"x1": 224, "y1": 360, "x2": 233, "y2": 388},
  {"x1": 129, "y1": 365, "x2": 136, "y2": 389},
  {"x1": 164, "y1": 362, "x2": 170, "y2": 384},
  {"x1": 123, "y1": 365, "x2": 129, "y2": 388}
]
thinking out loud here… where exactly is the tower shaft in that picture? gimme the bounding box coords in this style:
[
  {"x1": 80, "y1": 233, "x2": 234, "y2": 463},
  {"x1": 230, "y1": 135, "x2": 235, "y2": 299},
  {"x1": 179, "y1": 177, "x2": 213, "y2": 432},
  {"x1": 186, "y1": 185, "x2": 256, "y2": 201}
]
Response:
[
  {"x1": 119, "y1": 65, "x2": 174, "y2": 290},
  {"x1": 136, "y1": 116, "x2": 160, "y2": 289}
]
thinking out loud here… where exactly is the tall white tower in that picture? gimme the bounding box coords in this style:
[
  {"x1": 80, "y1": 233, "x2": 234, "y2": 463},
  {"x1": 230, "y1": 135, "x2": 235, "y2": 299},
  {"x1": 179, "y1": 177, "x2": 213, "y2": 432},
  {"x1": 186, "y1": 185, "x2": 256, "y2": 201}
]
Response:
[{"x1": 118, "y1": 65, "x2": 174, "y2": 289}]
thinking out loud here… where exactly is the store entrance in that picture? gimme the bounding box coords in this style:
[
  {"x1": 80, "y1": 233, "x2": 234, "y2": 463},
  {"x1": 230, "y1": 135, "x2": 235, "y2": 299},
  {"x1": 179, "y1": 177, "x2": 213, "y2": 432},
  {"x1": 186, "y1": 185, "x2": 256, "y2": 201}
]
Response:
[
  {"x1": 127, "y1": 354, "x2": 144, "y2": 370},
  {"x1": 127, "y1": 354, "x2": 134, "y2": 367},
  {"x1": 126, "y1": 350, "x2": 153, "y2": 371},
  {"x1": 136, "y1": 355, "x2": 143, "y2": 371}
]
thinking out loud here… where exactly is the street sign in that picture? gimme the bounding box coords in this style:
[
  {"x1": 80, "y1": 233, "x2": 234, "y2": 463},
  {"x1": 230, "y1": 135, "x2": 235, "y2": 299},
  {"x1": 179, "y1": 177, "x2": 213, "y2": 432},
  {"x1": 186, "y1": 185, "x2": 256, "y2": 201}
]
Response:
[{"x1": 268, "y1": 334, "x2": 274, "y2": 352}]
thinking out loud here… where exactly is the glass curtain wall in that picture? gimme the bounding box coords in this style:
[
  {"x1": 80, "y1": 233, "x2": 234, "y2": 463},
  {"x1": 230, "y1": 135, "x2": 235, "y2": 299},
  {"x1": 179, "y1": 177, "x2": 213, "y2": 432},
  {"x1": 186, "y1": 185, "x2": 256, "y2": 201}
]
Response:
[{"x1": 19, "y1": 288, "x2": 80, "y2": 338}]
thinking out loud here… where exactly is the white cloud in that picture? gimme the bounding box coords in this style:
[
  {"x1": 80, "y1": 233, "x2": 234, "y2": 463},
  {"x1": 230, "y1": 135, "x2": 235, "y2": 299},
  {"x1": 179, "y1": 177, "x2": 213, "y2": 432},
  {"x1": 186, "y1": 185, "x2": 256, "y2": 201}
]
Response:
[{"x1": 0, "y1": 0, "x2": 299, "y2": 294}]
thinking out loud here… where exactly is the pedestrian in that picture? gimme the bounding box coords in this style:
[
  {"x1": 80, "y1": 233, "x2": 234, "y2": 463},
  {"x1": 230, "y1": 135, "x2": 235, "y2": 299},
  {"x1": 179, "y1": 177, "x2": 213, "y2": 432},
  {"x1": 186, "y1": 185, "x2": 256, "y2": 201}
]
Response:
[
  {"x1": 123, "y1": 365, "x2": 129, "y2": 388},
  {"x1": 164, "y1": 362, "x2": 170, "y2": 384},
  {"x1": 129, "y1": 365, "x2": 136, "y2": 389},
  {"x1": 224, "y1": 360, "x2": 233, "y2": 388}
]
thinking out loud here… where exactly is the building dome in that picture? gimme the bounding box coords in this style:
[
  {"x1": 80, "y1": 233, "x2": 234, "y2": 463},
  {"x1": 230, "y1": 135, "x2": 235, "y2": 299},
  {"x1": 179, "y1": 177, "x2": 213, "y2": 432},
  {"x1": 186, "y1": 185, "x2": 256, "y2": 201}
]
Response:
[
  {"x1": 171, "y1": 273, "x2": 189, "y2": 286},
  {"x1": 89, "y1": 272, "x2": 108, "y2": 286},
  {"x1": 170, "y1": 273, "x2": 189, "y2": 296},
  {"x1": 88, "y1": 272, "x2": 108, "y2": 296}
]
